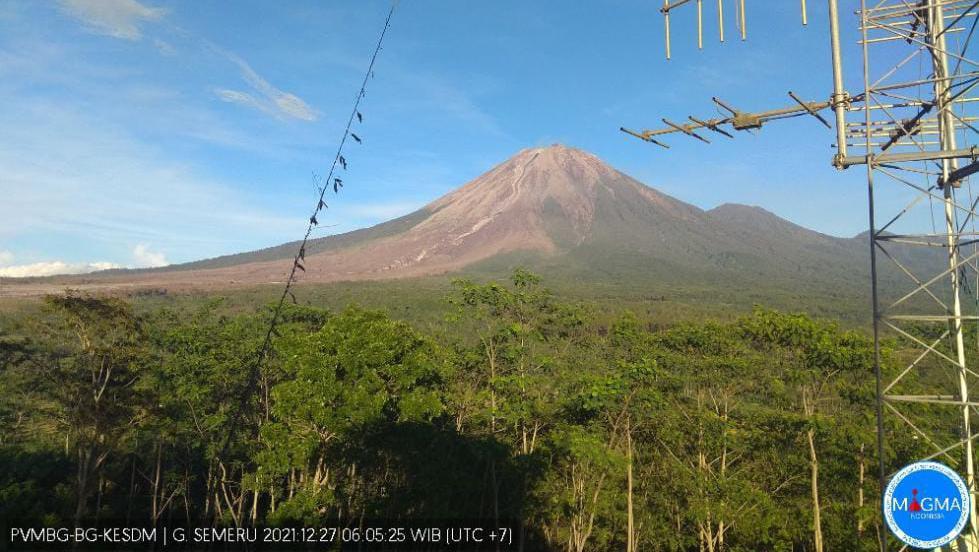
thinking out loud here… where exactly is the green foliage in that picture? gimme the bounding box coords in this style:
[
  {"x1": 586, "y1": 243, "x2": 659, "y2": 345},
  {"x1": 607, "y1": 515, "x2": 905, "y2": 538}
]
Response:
[
  {"x1": 261, "y1": 307, "x2": 445, "y2": 476},
  {"x1": 0, "y1": 272, "x2": 902, "y2": 550}
]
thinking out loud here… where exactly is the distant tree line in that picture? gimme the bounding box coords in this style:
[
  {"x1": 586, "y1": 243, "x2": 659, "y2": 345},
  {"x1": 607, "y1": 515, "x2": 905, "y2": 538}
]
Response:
[{"x1": 0, "y1": 270, "x2": 930, "y2": 550}]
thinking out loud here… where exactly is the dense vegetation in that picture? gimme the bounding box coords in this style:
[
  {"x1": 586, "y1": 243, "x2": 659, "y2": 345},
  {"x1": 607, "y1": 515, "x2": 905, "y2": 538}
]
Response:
[{"x1": 0, "y1": 270, "x2": 925, "y2": 550}]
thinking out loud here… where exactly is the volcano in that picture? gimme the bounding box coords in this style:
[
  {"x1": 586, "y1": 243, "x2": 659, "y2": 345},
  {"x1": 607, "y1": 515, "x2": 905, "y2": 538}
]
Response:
[{"x1": 5, "y1": 144, "x2": 888, "y2": 296}]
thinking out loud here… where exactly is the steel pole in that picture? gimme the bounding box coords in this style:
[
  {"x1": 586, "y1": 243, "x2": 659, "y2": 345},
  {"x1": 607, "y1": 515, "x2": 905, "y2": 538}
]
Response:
[
  {"x1": 860, "y1": 5, "x2": 887, "y2": 550},
  {"x1": 929, "y1": 0, "x2": 979, "y2": 548},
  {"x1": 828, "y1": 0, "x2": 849, "y2": 168}
]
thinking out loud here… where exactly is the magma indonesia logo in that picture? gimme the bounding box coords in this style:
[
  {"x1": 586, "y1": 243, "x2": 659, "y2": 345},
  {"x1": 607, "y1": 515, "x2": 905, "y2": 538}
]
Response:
[{"x1": 883, "y1": 461, "x2": 970, "y2": 548}]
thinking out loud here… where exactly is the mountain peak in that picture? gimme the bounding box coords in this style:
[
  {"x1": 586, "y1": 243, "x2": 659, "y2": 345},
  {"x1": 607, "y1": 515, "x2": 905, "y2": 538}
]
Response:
[
  {"x1": 504, "y1": 143, "x2": 609, "y2": 171},
  {"x1": 708, "y1": 202, "x2": 834, "y2": 241},
  {"x1": 13, "y1": 145, "x2": 864, "y2": 295},
  {"x1": 483, "y1": 144, "x2": 619, "y2": 193},
  {"x1": 709, "y1": 203, "x2": 773, "y2": 217},
  {"x1": 517, "y1": 142, "x2": 587, "y2": 155},
  {"x1": 420, "y1": 144, "x2": 623, "y2": 254},
  {"x1": 524, "y1": 143, "x2": 596, "y2": 158}
]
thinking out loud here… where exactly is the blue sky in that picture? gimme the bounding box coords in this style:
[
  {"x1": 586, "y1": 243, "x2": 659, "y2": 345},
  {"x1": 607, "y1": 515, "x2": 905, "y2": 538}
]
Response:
[{"x1": 1, "y1": 0, "x2": 880, "y2": 276}]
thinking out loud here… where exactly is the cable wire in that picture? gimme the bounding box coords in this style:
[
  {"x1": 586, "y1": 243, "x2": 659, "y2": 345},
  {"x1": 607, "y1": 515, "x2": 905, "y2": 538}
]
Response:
[{"x1": 219, "y1": 1, "x2": 398, "y2": 457}]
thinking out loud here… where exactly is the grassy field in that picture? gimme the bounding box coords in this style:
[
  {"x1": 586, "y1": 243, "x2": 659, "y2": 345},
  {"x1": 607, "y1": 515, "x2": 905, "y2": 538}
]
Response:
[{"x1": 0, "y1": 267, "x2": 879, "y2": 335}]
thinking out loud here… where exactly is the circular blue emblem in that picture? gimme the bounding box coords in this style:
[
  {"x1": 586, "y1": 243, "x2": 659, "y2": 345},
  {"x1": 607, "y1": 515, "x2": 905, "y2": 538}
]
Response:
[{"x1": 883, "y1": 461, "x2": 970, "y2": 548}]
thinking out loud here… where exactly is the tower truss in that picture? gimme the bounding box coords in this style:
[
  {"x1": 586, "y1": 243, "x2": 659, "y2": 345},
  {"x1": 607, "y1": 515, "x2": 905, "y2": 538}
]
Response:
[
  {"x1": 622, "y1": 1, "x2": 979, "y2": 549},
  {"x1": 858, "y1": 1, "x2": 979, "y2": 548}
]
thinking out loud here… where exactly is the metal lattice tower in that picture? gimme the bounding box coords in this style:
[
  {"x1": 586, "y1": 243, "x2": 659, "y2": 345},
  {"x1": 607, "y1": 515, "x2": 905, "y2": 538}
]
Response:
[{"x1": 622, "y1": 1, "x2": 979, "y2": 549}]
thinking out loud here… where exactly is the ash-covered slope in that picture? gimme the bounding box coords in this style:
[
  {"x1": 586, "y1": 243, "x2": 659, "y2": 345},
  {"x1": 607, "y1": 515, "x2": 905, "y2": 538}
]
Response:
[
  {"x1": 24, "y1": 144, "x2": 891, "y2": 294},
  {"x1": 142, "y1": 144, "x2": 714, "y2": 284}
]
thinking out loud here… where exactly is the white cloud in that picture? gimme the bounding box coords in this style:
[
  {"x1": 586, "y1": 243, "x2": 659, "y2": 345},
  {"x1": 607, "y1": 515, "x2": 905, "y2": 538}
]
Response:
[
  {"x1": 0, "y1": 246, "x2": 168, "y2": 279},
  {"x1": 214, "y1": 89, "x2": 269, "y2": 115},
  {"x1": 58, "y1": 0, "x2": 165, "y2": 41},
  {"x1": 133, "y1": 243, "x2": 167, "y2": 267},
  {"x1": 215, "y1": 53, "x2": 319, "y2": 122},
  {"x1": 0, "y1": 261, "x2": 121, "y2": 278}
]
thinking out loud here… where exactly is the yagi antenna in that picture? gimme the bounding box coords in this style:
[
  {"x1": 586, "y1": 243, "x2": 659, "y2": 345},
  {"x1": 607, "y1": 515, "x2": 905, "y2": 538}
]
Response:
[
  {"x1": 619, "y1": 93, "x2": 832, "y2": 148},
  {"x1": 629, "y1": 1, "x2": 848, "y2": 166},
  {"x1": 660, "y1": 0, "x2": 809, "y2": 59}
]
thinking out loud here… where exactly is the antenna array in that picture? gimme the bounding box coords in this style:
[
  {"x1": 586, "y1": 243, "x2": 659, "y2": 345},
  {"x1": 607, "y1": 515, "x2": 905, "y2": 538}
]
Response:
[
  {"x1": 623, "y1": 1, "x2": 979, "y2": 549},
  {"x1": 660, "y1": 1, "x2": 810, "y2": 58}
]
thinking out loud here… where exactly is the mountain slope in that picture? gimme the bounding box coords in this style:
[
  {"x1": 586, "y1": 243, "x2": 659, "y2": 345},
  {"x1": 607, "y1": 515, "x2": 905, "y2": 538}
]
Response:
[{"x1": 6, "y1": 144, "x2": 900, "y2": 297}]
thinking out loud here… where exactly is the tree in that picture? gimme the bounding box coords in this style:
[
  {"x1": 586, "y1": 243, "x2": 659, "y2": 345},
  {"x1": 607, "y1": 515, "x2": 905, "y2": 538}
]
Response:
[
  {"x1": 448, "y1": 269, "x2": 589, "y2": 544},
  {"x1": 261, "y1": 306, "x2": 445, "y2": 522},
  {"x1": 740, "y1": 307, "x2": 876, "y2": 551},
  {"x1": 25, "y1": 293, "x2": 148, "y2": 523}
]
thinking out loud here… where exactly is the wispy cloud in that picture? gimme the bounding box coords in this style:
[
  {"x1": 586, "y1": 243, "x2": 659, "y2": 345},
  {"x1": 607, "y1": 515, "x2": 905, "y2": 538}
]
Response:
[
  {"x1": 58, "y1": 0, "x2": 165, "y2": 41},
  {"x1": 0, "y1": 250, "x2": 12, "y2": 266},
  {"x1": 0, "y1": 100, "x2": 307, "y2": 266},
  {"x1": 215, "y1": 53, "x2": 319, "y2": 122},
  {"x1": 0, "y1": 260, "x2": 121, "y2": 278},
  {"x1": 55, "y1": 0, "x2": 316, "y2": 125}
]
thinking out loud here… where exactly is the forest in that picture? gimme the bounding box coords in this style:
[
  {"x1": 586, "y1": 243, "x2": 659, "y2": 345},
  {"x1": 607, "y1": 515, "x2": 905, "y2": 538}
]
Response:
[{"x1": 0, "y1": 270, "x2": 929, "y2": 551}]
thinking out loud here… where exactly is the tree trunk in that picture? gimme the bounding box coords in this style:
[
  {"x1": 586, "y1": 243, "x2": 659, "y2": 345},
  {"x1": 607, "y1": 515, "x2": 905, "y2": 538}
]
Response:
[
  {"x1": 236, "y1": 472, "x2": 246, "y2": 526},
  {"x1": 126, "y1": 455, "x2": 136, "y2": 523},
  {"x1": 858, "y1": 443, "x2": 865, "y2": 536},
  {"x1": 95, "y1": 475, "x2": 104, "y2": 522},
  {"x1": 807, "y1": 428, "x2": 824, "y2": 552},
  {"x1": 151, "y1": 441, "x2": 162, "y2": 522},
  {"x1": 251, "y1": 487, "x2": 259, "y2": 526},
  {"x1": 183, "y1": 479, "x2": 192, "y2": 525},
  {"x1": 74, "y1": 447, "x2": 92, "y2": 524},
  {"x1": 485, "y1": 338, "x2": 500, "y2": 529},
  {"x1": 626, "y1": 416, "x2": 635, "y2": 552},
  {"x1": 204, "y1": 461, "x2": 213, "y2": 520},
  {"x1": 718, "y1": 399, "x2": 729, "y2": 552}
]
